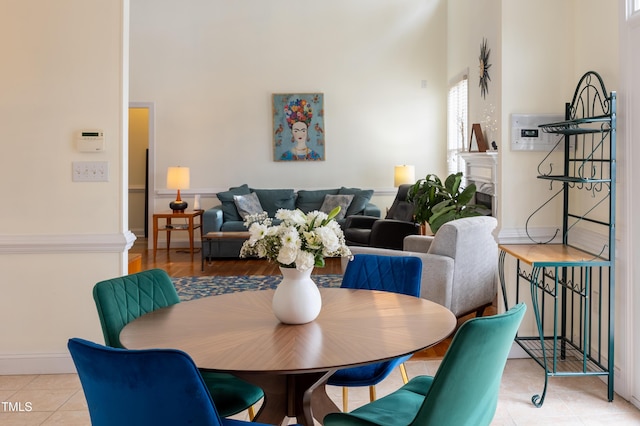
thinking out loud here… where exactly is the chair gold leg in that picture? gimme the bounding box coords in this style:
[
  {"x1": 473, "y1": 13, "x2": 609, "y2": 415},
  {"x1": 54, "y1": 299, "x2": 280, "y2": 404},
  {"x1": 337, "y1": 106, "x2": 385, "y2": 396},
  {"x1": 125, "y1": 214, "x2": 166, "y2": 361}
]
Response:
[
  {"x1": 248, "y1": 405, "x2": 255, "y2": 421},
  {"x1": 399, "y1": 362, "x2": 409, "y2": 384},
  {"x1": 369, "y1": 385, "x2": 376, "y2": 402},
  {"x1": 342, "y1": 387, "x2": 349, "y2": 412}
]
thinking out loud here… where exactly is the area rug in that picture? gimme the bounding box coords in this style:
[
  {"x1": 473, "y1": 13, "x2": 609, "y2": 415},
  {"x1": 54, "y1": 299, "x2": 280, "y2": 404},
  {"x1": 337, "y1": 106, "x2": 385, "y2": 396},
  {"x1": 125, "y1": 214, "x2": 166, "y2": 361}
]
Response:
[{"x1": 172, "y1": 274, "x2": 343, "y2": 301}]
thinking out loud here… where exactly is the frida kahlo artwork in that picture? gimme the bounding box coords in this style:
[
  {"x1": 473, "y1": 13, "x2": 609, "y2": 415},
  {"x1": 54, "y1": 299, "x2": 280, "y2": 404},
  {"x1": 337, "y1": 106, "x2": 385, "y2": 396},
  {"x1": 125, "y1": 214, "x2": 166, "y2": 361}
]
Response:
[{"x1": 272, "y1": 93, "x2": 325, "y2": 161}]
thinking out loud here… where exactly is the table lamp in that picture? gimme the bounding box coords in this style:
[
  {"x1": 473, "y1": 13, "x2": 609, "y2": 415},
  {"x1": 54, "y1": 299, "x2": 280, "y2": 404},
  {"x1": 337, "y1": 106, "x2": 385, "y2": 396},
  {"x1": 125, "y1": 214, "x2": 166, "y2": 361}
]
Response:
[
  {"x1": 394, "y1": 165, "x2": 415, "y2": 187},
  {"x1": 167, "y1": 166, "x2": 190, "y2": 213}
]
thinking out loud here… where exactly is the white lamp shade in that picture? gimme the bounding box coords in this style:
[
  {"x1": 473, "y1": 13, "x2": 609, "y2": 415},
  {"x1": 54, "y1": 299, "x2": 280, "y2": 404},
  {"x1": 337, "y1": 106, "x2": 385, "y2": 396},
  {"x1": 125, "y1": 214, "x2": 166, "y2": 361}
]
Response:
[
  {"x1": 394, "y1": 165, "x2": 415, "y2": 186},
  {"x1": 167, "y1": 166, "x2": 190, "y2": 190}
]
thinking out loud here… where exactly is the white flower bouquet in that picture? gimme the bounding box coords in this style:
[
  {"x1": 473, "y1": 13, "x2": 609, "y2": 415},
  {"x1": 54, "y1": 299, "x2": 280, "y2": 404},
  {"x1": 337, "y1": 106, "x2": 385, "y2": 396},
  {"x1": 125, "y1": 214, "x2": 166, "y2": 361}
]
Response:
[{"x1": 240, "y1": 207, "x2": 352, "y2": 270}]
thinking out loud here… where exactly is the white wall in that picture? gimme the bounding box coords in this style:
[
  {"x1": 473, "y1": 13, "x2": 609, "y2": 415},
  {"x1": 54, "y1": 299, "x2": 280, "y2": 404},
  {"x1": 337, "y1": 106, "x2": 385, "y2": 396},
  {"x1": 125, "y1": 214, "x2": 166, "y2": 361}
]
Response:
[
  {"x1": 619, "y1": 0, "x2": 640, "y2": 407},
  {"x1": 0, "y1": 0, "x2": 130, "y2": 373},
  {"x1": 500, "y1": 0, "x2": 575, "y2": 232},
  {"x1": 0, "y1": 0, "x2": 448, "y2": 374},
  {"x1": 448, "y1": 0, "x2": 625, "y2": 400},
  {"x1": 129, "y1": 0, "x2": 449, "y2": 219}
]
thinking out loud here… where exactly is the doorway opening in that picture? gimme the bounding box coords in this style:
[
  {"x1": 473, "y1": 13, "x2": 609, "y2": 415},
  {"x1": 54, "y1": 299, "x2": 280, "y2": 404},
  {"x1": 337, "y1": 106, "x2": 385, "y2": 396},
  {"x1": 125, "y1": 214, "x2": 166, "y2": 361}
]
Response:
[{"x1": 128, "y1": 102, "x2": 155, "y2": 247}]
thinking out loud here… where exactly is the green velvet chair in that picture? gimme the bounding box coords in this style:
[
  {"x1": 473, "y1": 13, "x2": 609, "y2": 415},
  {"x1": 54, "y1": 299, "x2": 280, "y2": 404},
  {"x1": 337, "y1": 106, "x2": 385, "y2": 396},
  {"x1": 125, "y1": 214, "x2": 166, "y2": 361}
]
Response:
[
  {"x1": 324, "y1": 303, "x2": 526, "y2": 426},
  {"x1": 92, "y1": 268, "x2": 264, "y2": 419}
]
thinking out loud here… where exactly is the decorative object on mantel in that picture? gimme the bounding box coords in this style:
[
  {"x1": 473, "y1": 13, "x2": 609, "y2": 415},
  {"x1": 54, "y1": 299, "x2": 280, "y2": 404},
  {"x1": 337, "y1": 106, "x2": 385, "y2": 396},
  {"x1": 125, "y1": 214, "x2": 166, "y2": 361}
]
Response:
[
  {"x1": 166, "y1": 166, "x2": 189, "y2": 213},
  {"x1": 273, "y1": 93, "x2": 325, "y2": 161},
  {"x1": 394, "y1": 165, "x2": 416, "y2": 187},
  {"x1": 240, "y1": 207, "x2": 351, "y2": 324},
  {"x1": 482, "y1": 103, "x2": 498, "y2": 149},
  {"x1": 407, "y1": 172, "x2": 488, "y2": 234},
  {"x1": 478, "y1": 37, "x2": 491, "y2": 99},
  {"x1": 469, "y1": 123, "x2": 489, "y2": 152}
]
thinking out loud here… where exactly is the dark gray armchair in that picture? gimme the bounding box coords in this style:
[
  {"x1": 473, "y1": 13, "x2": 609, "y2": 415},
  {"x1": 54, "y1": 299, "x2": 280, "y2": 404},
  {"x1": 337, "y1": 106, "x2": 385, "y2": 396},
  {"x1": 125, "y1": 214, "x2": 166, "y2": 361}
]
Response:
[{"x1": 343, "y1": 184, "x2": 420, "y2": 250}]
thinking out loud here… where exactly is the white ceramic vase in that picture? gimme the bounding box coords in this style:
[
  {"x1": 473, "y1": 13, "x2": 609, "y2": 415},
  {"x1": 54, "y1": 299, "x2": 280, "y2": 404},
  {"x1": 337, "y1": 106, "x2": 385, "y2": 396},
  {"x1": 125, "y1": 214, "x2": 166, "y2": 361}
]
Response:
[{"x1": 272, "y1": 266, "x2": 322, "y2": 325}]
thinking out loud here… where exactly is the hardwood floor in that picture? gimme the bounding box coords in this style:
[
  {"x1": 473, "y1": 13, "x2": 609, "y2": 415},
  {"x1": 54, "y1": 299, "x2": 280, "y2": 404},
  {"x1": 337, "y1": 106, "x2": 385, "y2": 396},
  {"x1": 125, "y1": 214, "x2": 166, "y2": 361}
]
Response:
[
  {"x1": 131, "y1": 238, "x2": 343, "y2": 277},
  {"x1": 131, "y1": 238, "x2": 495, "y2": 359}
]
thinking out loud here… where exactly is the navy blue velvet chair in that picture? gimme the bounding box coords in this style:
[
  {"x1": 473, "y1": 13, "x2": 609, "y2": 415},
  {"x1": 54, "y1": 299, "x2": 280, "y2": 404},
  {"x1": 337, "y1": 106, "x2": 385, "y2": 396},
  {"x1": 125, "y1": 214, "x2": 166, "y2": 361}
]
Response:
[
  {"x1": 68, "y1": 338, "x2": 283, "y2": 426},
  {"x1": 328, "y1": 254, "x2": 423, "y2": 411},
  {"x1": 92, "y1": 269, "x2": 263, "y2": 419}
]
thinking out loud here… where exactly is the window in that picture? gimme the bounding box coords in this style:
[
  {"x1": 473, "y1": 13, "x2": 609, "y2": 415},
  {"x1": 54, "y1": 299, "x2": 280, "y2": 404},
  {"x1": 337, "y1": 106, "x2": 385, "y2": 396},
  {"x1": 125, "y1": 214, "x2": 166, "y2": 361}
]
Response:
[{"x1": 447, "y1": 73, "x2": 468, "y2": 175}]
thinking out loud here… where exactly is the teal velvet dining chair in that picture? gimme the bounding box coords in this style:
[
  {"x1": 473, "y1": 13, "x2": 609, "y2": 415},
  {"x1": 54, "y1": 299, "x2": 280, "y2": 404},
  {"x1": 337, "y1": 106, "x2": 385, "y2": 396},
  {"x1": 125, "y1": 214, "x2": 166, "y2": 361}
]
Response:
[
  {"x1": 92, "y1": 268, "x2": 264, "y2": 419},
  {"x1": 328, "y1": 254, "x2": 423, "y2": 412},
  {"x1": 68, "y1": 338, "x2": 286, "y2": 426},
  {"x1": 324, "y1": 303, "x2": 526, "y2": 426}
]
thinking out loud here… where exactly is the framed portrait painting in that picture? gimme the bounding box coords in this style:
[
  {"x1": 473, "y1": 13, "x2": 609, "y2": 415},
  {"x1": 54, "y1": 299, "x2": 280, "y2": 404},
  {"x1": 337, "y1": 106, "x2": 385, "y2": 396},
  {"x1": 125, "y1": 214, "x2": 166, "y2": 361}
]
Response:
[{"x1": 273, "y1": 93, "x2": 325, "y2": 161}]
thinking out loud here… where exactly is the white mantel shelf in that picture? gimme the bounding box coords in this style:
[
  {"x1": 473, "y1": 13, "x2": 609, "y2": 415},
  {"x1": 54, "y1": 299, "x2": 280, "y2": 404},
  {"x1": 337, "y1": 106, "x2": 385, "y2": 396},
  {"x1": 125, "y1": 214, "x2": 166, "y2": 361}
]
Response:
[{"x1": 459, "y1": 152, "x2": 498, "y2": 183}]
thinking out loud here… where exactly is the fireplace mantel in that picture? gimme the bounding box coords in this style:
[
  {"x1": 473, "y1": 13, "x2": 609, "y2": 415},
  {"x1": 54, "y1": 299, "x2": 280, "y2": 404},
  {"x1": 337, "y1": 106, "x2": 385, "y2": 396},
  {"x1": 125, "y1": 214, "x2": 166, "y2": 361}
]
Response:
[{"x1": 459, "y1": 151, "x2": 498, "y2": 216}]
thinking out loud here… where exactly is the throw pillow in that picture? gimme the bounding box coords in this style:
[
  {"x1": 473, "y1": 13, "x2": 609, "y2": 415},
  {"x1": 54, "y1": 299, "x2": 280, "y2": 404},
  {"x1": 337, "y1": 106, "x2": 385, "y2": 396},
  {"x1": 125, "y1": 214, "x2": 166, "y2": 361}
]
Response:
[
  {"x1": 251, "y1": 188, "x2": 296, "y2": 217},
  {"x1": 320, "y1": 194, "x2": 354, "y2": 220},
  {"x1": 338, "y1": 187, "x2": 374, "y2": 216},
  {"x1": 296, "y1": 189, "x2": 339, "y2": 213},
  {"x1": 216, "y1": 184, "x2": 251, "y2": 222},
  {"x1": 233, "y1": 192, "x2": 264, "y2": 220}
]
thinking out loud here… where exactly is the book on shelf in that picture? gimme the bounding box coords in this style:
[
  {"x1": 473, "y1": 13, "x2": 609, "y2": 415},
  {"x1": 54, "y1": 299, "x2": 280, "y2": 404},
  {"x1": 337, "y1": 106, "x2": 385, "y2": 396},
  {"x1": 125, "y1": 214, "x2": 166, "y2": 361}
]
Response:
[{"x1": 166, "y1": 224, "x2": 188, "y2": 229}]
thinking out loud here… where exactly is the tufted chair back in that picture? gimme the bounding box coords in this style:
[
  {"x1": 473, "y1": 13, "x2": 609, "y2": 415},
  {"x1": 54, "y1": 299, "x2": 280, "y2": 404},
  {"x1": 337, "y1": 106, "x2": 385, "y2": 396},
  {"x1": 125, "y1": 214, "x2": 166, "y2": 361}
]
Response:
[
  {"x1": 341, "y1": 254, "x2": 422, "y2": 296},
  {"x1": 93, "y1": 269, "x2": 180, "y2": 348}
]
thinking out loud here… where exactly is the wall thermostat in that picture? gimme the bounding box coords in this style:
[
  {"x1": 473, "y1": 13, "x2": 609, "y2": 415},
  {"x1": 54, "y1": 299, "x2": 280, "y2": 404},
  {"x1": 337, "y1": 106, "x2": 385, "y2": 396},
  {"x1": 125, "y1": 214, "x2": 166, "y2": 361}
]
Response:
[
  {"x1": 77, "y1": 129, "x2": 105, "y2": 152},
  {"x1": 510, "y1": 114, "x2": 564, "y2": 152}
]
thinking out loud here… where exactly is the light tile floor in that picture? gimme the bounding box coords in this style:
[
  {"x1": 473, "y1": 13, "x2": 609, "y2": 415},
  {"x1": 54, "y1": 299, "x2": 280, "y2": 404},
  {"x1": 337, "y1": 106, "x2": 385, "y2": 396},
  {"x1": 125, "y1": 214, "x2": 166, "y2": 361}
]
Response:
[{"x1": 1, "y1": 358, "x2": 639, "y2": 425}]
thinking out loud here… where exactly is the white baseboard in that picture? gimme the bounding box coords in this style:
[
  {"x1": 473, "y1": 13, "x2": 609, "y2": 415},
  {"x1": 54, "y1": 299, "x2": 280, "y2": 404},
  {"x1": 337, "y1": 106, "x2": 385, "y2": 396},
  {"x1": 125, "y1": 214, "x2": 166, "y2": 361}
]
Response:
[
  {"x1": 130, "y1": 228, "x2": 145, "y2": 237},
  {"x1": 0, "y1": 353, "x2": 76, "y2": 375}
]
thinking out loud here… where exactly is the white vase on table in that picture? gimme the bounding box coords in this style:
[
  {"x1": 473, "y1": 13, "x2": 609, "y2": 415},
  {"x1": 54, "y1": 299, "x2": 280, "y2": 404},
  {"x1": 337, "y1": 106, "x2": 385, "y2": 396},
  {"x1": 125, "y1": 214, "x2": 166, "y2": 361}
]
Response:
[{"x1": 272, "y1": 266, "x2": 322, "y2": 325}]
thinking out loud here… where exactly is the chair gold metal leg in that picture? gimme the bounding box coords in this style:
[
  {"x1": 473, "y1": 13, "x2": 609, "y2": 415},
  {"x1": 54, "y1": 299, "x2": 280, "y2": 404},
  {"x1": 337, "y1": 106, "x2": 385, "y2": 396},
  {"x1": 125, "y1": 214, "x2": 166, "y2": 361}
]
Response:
[
  {"x1": 399, "y1": 362, "x2": 409, "y2": 384},
  {"x1": 369, "y1": 385, "x2": 376, "y2": 402},
  {"x1": 342, "y1": 387, "x2": 349, "y2": 412},
  {"x1": 248, "y1": 405, "x2": 255, "y2": 421}
]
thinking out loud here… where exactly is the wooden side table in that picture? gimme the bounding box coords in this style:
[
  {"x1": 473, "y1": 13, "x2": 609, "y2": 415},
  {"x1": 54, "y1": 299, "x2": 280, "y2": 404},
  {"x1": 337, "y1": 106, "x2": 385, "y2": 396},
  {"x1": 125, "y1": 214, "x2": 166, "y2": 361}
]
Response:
[{"x1": 153, "y1": 210, "x2": 203, "y2": 261}]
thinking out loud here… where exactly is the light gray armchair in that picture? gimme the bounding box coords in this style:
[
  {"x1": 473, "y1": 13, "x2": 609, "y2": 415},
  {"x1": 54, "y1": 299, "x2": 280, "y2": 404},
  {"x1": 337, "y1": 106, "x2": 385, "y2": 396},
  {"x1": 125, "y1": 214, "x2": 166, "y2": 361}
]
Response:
[{"x1": 342, "y1": 216, "x2": 498, "y2": 318}]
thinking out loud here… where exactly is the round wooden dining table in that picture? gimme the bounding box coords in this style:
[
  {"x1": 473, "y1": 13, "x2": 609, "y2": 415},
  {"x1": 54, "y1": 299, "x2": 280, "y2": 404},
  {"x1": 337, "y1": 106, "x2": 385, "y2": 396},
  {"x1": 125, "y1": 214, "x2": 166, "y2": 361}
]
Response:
[{"x1": 120, "y1": 288, "x2": 456, "y2": 426}]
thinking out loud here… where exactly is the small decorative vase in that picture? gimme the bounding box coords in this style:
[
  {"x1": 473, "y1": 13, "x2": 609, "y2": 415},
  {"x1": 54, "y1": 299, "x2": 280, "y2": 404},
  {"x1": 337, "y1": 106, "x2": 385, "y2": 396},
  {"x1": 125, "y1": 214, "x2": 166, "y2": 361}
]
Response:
[{"x1": 272, "y1": 266, "x2": 322, "y2": 325}]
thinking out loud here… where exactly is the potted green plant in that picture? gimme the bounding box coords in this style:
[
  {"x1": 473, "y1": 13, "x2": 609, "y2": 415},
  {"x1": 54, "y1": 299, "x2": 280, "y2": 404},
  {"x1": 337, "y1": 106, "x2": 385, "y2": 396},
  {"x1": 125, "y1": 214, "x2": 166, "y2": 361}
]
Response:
[{"x1": 407, "y1": 172, "x2": 488, "y2": 234}]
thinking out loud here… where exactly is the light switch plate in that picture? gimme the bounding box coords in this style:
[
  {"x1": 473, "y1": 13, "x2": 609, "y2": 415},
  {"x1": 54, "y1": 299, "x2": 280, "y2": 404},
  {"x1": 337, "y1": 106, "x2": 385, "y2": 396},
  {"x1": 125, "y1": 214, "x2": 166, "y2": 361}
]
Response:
[{"x1": 72, "y1": 161, "x2": 109, "y2": 182}]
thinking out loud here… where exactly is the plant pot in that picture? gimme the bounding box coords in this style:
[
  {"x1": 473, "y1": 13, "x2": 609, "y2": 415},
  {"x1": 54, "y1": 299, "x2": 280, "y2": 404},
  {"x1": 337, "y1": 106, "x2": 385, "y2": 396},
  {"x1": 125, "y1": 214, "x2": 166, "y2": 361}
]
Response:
[
  {"x1": 420, "y1": 222, "x2": 434, "y2": 236},
  {"x1": 272, "y1": 266, "x2": 322, "y2": 324}
]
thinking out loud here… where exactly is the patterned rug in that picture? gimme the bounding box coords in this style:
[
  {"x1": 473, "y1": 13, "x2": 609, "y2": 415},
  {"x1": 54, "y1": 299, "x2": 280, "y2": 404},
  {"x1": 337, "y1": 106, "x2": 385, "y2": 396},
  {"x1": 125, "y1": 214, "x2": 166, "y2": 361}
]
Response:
[{"x1": 172, "y1": 274, "x2": 344, "y2": 301}]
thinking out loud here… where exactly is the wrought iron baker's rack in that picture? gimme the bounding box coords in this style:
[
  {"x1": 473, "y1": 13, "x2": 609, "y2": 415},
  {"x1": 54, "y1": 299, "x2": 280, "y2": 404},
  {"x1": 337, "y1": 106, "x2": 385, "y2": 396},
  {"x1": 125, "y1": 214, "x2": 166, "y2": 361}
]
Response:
[{"x1": 499, "y1": 71, "x2": 616, "y2": 407}]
